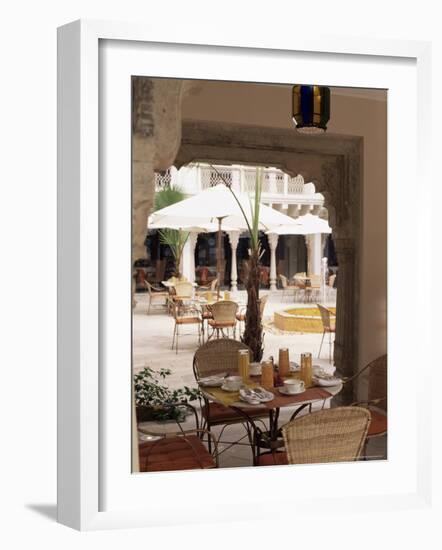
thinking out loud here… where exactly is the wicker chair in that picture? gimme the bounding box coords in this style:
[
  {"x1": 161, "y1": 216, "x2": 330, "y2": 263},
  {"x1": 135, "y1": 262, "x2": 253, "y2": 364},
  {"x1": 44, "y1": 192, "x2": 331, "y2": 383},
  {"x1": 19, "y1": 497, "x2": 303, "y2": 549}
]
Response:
[
  {"x1": 235, "y1": 294, "x2": 267, "y2": 335},
  {"x1": 304, "y1": 274, "x2": 321, "y2": 302},
  {"x1": 279, "y1": 274, "x2": 297, "y2": 301},
  {"x1": 346, "y1": 354, "x2": 387, "y2": 458},
  {"x1": 144, "y1": 281, "x2": 169, "y2": 315},
  {"x1": 256, "y1": 407, "x2": 371, "y2": 466},
  {"x1": 193, "y1": 339, "x2": 267, "y2": 451},
  {"x1": 236, "y1": 294, "x2": 268, "y2": 339},
  {"x1": 171, "y1": 301, "x2": 202, "y2": 353},
  {"x1": 292, "y1": 272, "x2": 307, "y2": 301},
  {"x1": 317, "y1": 303, "x2": 336, "y2": 362},
  {"x1": 207, "y1": 300, "x2": 238, "y2": 340},
  {"x1": 196, "y1": 277, "x2": 218, "y2": 296},
  {"x1": 173, "y1": 281, "x2": 194, "y2": 300},
  {"x1": 138, "y1": 405, "x2": 218, "y2": 472}
]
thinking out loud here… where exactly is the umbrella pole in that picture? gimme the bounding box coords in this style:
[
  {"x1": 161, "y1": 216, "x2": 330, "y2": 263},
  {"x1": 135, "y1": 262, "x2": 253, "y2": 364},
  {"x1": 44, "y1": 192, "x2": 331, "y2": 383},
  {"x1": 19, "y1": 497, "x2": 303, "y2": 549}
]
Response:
[{"x1": 216, "y1": 217, "x2": 222, "y2": 299}]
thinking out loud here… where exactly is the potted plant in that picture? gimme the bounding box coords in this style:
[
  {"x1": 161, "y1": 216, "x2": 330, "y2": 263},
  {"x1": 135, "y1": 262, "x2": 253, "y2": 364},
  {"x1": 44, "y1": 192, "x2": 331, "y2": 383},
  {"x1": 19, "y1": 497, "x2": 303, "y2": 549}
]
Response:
[{"x1": 134, "y1": 366, "x2": 201, "y2": 422}]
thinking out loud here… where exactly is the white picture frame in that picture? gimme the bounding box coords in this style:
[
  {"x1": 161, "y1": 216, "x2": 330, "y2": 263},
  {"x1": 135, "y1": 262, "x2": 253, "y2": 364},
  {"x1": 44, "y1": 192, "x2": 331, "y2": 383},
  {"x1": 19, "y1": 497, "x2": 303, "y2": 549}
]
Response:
[{"x1": 57, "y1": 19, "x2": 433, "y2": 531}]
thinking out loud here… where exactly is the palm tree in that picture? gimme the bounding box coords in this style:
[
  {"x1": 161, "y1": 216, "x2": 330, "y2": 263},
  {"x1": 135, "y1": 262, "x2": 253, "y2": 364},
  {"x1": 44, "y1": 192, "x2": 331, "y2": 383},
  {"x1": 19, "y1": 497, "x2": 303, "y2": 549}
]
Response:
[
  {"x1": 239, "y1": 169, "x2": 264, "y2": 361},
  {"x1": 154, "y1": 185, "x2": 189, "y2": 278},
  {"x1": 210, "y1": 165, "x2": 264, "y2": 361}
]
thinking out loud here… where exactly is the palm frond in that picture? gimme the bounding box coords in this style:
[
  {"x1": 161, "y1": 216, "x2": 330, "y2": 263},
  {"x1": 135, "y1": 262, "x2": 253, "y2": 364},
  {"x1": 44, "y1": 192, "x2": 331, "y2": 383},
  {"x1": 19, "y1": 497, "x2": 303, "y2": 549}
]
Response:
[{"x1": 154, "y1": 185, "x2": 186, "y2": 211}]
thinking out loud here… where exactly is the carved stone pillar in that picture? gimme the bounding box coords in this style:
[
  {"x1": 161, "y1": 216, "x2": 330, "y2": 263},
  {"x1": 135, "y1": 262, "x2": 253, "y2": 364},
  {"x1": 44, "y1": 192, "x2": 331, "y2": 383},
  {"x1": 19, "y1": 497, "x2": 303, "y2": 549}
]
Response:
[
  {"x1": 268, "y1": 232, "x2": 279, "y2": 291},
  {"x1": 305, "y1": 235, "x2": 312, "y2": 275},
  {"x1": 288, "y1": 204, "x2": 300, "y2": 218},
  {"x1": 334, "y1": 238, "x2": 356, "y2": 401},
  {"x1": 228, "y1": 231, "x2": 240, "y2": 292},
  {"x1": 309, "y1": 233, "x2": 323, "y2": 275},
  {"x1": 182, "y1": 232, "x2": 198, "y2": 283},
  {"x1": 132, "y1": 77, "x2": 185, "y2": 263}
]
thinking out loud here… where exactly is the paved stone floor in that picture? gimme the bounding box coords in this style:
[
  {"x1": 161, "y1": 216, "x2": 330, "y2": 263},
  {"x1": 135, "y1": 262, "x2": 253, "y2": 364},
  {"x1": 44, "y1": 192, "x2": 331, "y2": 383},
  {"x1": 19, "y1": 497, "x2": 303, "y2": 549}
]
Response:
[{"x1": 134, "y1": 289, "x2": 386, "y2": 468}]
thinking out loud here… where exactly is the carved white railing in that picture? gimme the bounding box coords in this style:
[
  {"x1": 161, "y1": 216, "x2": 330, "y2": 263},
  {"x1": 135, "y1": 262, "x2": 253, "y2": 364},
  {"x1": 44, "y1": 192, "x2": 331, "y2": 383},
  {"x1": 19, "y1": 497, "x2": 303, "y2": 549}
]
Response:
[
  {"x1": 200, "y1": 165, "x2": 233, "y2": 189},
  {"x1": 154, "y1": 164, "x2": 307, "y2": 196},
  {"x1": 154, "y1": 169, "x2": 172, "y2": 190}
]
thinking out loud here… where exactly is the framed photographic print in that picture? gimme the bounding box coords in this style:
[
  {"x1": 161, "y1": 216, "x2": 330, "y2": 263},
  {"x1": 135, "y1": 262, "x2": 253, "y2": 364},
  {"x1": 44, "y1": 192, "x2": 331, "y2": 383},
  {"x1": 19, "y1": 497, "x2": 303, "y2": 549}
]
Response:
[{"x1": 57, "y1": 19, "x2": 432, "y2": 530}]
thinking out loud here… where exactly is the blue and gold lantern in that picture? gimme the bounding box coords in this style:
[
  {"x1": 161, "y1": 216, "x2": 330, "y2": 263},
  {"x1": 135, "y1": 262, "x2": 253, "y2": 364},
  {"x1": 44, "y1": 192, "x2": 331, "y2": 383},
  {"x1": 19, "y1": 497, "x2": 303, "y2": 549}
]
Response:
[{"x1": 292, "y1": 85, "x2": 331, "y2": 134}]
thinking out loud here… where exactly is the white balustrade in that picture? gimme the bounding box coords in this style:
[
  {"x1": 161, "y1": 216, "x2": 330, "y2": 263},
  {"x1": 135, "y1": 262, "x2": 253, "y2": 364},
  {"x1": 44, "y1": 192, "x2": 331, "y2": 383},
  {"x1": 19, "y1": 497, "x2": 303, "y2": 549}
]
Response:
[{"x1": 154, "y1": 164, "x2": 313, "y2": 200}]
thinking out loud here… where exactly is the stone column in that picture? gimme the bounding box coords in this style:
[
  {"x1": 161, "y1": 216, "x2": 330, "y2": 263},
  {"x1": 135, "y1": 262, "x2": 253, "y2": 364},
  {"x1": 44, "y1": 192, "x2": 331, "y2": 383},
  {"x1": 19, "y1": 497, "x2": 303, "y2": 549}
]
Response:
[
  {"x1": 132, "y1": 77, "x2": 185, "y2": 263},
  {"x1": 181, "y1": 232, "x2": 198, "y2": 283},
  {"x1": 321, "y1": 257, "x2": 328, "y2": 303},
  {"x1": 228, "y1": 231, "x2": 240, "y2": 291},
  {"x1": 311, "y1": 233, "x2": 323, "y2": 275},
  {"x1": 288, "y1": 204, "x2": 300, "y2": 218},
  {"x1": 305, "y1": 236, "x2": 312, "y2": 275},
  {"x1": 268, "y1": 232, "x2": 279, "y2": 291},
  {"x1": 333, "y1": 238, "x2": 356, "y2": 402}
]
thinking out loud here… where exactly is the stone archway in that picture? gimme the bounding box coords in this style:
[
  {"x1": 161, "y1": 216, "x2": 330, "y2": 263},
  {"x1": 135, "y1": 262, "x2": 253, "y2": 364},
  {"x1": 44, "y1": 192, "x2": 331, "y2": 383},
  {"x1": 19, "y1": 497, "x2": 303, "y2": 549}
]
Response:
[
  {"x1": 132, "y1": 80, "x2": 362, "y2": 400},
  {"x1": 175, "y1": 121, "x2": 363, "y2": 400}
]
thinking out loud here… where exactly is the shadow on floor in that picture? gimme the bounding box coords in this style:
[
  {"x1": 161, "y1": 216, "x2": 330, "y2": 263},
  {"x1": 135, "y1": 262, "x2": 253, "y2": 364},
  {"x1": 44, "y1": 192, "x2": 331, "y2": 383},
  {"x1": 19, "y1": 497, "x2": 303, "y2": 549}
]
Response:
[{"x1": 26, "y1": 503, "x2": 57, "y2": 522}]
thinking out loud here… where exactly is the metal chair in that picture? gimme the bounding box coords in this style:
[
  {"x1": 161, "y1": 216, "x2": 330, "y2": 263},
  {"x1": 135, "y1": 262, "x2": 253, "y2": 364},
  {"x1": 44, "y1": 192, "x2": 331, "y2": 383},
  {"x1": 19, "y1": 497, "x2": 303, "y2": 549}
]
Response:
[
  {"x1": 345, "y1": 354, "x2": 387, "y2": 459},
  {"x1": 256, "y1": 406, "x2": 371, "y2": 466},
  {"x1": 279, "y1": 274, "x2": 297, "y2": 301},
  {"x1": 138, "y1": 404, "x2": 218, "y2": 472},
  {"x1": 317, "y1": 303, "x2": 336, "y2": 362},
  {"x1": 144, "y1": 280, "x2": 169, "y2": 314},
  {"x1": 236, "y1": 294, "x2": 267, "y2": 339},
  {"x1": 196, "y1": 277, "x2": 218, "y2": 296},
  {"x1": 292, "y1": 272, "x2": 307, "y2": 301},
  {"x1": 207, "y1": 300, "x2": 238, "y2": 339},
  {"x1": 173, "y1": 281, "x2": 194, "y2": 300},
  {"x1": 171, "y1": 301, "x2": 202, "y2": 353},
  {"x1": 193, "y1": 339, "x2": 267, "y2": 453},
  {"x1": 304, "y1": 274, "x2": 321, "y2": 302}
]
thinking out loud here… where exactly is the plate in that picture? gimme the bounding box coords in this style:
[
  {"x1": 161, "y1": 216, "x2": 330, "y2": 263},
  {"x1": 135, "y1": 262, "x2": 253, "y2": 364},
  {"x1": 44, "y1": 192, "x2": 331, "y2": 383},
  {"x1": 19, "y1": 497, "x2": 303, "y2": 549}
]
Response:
[
  {"x1": 199, "y1": 378, "x2": 224, "y2": 387},
  {"x1": 221, "y1": 383, "x2": 241, "y2": 392},
  {"x1": 278, "y1": 386, "x2": 305, "y2": 396},
  {"x1": 313, "y1": 376, "x2": 341, "y2": 387},
  {"x1": 199, "y1": 374, "x2": 227, "y2": 387},
  {"x1": 313, "y1": 364, "x2": 336, "y2": 375}
]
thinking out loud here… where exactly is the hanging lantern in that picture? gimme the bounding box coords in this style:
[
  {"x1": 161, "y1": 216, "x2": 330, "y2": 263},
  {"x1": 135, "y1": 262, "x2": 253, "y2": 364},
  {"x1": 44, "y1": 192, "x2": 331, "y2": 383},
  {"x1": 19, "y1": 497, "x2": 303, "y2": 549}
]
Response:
[{"x1": 292, "y1": 85, "x2": 331, "y2": 134}]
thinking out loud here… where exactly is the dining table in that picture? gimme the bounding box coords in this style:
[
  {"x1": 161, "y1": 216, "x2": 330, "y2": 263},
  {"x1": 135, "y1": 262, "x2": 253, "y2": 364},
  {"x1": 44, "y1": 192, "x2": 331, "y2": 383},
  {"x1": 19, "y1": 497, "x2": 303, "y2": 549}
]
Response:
[
  {"x1": 199, "y1": 371, "x2": 343, "y2": 464},
  {"x1": 161, "y1": 279, "x2": 198, "y2": 288}
]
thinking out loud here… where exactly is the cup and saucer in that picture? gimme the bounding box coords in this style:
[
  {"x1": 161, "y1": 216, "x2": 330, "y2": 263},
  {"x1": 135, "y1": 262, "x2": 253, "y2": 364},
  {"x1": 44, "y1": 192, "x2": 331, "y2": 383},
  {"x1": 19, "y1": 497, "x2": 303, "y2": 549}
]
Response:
[
  {"x1": 221, "y1": 376, "x2": 243, "y2": 392},
  {"x1": 279, "y1": 379, "x2": 305, "y2": 395}
]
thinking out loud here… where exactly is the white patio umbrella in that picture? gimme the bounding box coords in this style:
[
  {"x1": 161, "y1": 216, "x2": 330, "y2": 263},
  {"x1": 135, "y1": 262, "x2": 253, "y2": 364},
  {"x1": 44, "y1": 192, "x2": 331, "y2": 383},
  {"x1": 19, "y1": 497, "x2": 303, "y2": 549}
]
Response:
[
  {"x1": 266, "y1": 213, "x2": 332, "y2": 302},
  {"x1": 265, "y1": 213, "x2": 331, "y2": 236},
  {"x1": 149, "y1": 184, "x2": 300, "y2": 295}
]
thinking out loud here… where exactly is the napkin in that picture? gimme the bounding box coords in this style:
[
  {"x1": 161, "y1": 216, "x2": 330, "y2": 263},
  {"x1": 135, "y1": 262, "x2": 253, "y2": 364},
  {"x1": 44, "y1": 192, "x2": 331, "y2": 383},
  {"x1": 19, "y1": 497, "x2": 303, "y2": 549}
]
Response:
[{"x1": 239, "y1": 389, "x2": 261, "y2": 405}]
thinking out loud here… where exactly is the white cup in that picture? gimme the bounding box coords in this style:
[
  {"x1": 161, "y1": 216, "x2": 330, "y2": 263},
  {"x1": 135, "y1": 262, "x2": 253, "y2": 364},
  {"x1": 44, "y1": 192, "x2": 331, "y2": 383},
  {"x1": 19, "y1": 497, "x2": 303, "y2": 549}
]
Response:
[
  {"x1": 283, "y1": 379, "x2": 305, "y2": 394},
  {"x1": 224, "y1": 376, "x2": 242, "y2": 391},
  {"x1": 249, "y1": 362, "x2": 262, "y2": 376}
]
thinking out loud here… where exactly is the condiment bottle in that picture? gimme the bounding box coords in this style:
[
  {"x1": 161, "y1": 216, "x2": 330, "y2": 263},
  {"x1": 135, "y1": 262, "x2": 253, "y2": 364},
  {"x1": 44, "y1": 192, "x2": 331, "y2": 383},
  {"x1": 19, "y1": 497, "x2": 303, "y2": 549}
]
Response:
[
  {"x1": 278, "y1": 348, "x2": 290, "y2": 378},
  {"x1": 238, "y1": 349, "x2": 250, "y2": 382},
  {"x1": 261, "y1": 360, "x2": 274, "y2": 389}
]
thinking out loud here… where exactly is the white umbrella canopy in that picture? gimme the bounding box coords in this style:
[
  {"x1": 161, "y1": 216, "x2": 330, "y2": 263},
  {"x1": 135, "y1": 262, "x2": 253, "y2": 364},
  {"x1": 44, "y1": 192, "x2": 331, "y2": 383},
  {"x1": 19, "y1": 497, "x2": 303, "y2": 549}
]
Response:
[
  {"x1": 266, "y1": 213, "x2": 331, "y2": 236},
  {"x1": 149, "y1": 184, "x2": 300, "y2": 295},
  {"x1": 148, "y1": 184, "x2": 298, "y2": 231},
  {"x1": 147, "y1": 220, "x2": 218, "y2": 233}
]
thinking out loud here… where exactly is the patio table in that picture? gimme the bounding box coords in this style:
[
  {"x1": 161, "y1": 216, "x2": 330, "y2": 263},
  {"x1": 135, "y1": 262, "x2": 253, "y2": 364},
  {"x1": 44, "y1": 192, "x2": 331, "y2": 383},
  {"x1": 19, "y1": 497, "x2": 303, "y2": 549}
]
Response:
[
  {"x1": 200, "y1": 374, "x2": 343, "y2": 463},
  {"x1": 161, "y1": 280, "x2": 198, "y2": 288}
]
